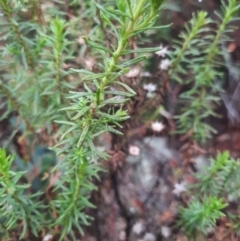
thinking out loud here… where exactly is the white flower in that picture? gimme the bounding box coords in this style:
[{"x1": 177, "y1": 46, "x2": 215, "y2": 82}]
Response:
[
  {"x1": 228, "y1": 194, "x2": 235, "y2": 202},
  {"x1": 143, "y1": 83, "x2": 157, "y2": 92},
  {"x1": 42, "y1": 234, "x2": 53, "y2": 241},
  {"x1": 126, "y1": 66, "x2": 140, "y2": 78},
  {"x1": 155, "y1": 44, "x2": 168, "y2": 57},
  {"x1": 129, "y1": 145, "x2": 140, "y2": 156},
  {"x1": 84, "y1": 57, "x2": 95, "y2": 70},
  {"x1": 206, "y1": 226, "x2": 214, "y2": 234},
  {"x1": 151, "y1": 122, "x2": 164, "y2": 132},
  {"x1": 119, "y1": 231, "x2": 126, "y2": 241},
  {"x1": 172, "y1": 182, "x2": 187, "y2": 196},
  {"x1": 159, "y1": 59, "x2": 170, "y2": 70},
  {"x1": 132, "y1": 222, "x2": 145, "y2": 235},
  {"x1": 198, "y1": 0, "x2": 202, "y2": 2},
  {"x1": 144, "y1": 233, "x2": 156, "y2": 241},
  {"x1": 77, "y1": 36, "x2": 85, "y2": 44},
  {"x1": 161, "y1": 226, "x2": 171, "y2": 238},
  {"x1": 140, "y1": 71, "x2": 151, "y2": 77}
]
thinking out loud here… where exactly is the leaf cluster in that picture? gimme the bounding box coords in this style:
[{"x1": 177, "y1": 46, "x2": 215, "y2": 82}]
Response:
[
  {"x1": 0, "y1": 149, "x2": 45, "y2": 239},
  {"x1": 169, "y1": 0, "x2": 240, "y2": 142},
  {"x1": 179, "y1": 151, "x2": 240, "y2": 238},
  {"x1": 51, "y1": 1, "x2": 167, "y2": 239},
  {"x1": 0, "y1": 0, "x2": 73, "y2": 132},
  {"x1": 178, "y1": 196, "x2": 227, "y2": 237}
]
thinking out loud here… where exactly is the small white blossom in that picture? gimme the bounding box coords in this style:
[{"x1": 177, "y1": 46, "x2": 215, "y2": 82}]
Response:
[
  {"x1": 42, "y1": 234, "x2": 53, "y2": 241},
  {"x1": 77, "y1": 36, "x2": 85, "y2": 44},
  {"x1": 119, "y1": 231, "x2": 126, "y2": 241},
  {"x1": 129, "y1": 207, "x2": 136, "y2": 214},
  {"x1": 155, "y1": 45, "x2": 168, "y2": 57},
  {"x1": 143, "y1": 83, "x2": 157, "y2": 92},
  {"x1": 84, "y1": 57, "x2": 95, "y2": 70},
  {"x1": 129, "y1": 145, "x2": 140, "y2": 156},
  {"x1": 151, "y1": 122, "x2": 165, "y2": 132},
  {"x1": 198, "y1": 0, "x2": 202, "y2": 2},
  {"x1": 228, "y1": 194, "x2": 235, "y2": 202},
  {"x1": 132, "y1": 222, "x2": 145, "y2": 235},
  {"x1": 159, "y1": 59, "x2": 170, "y2": 70},
  {"x1": 20, "y1": 8, "x2": 27, "y2": 12},
  {"x1": 206, "y1": 226, "x2": 214, "y2": 234},
  {"x1": 144, "y1": 233, "x2": 156, "y2": 241},
  {"x1": 140, "y1": 71, "x2": 151, "y2": 77},
  {"x1": 172, "y1": 182, "x2": 187, "y2": 196},
  {"x1": 161, "y1": 226, "x2": 171, "y2": 238},
  {"x1": 126, "y1": 66, "x2": 140, "y2": 78}
]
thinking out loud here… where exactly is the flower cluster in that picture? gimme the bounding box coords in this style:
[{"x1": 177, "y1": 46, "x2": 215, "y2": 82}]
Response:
[{"x1": 155, "y1": 44, "x2": 171, "y2": 70}]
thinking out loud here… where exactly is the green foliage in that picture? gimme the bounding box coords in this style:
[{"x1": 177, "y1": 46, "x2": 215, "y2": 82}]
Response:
[
  {"x1": 178, "y1": 196, "x2": 227, "y2": 237},
  {"x1": 196, "y1": 152, "x2": 240, "y2": 200},
  {"x1": 195, "y1": 151, "x2": 240, "y2": 201},
  {"x1": 0, "y1": 0, "x2": 240, "y2": 240},
  {"x1": 52, "y1": 1, "x2": 167, "y2": 239},
  {"x1": 39, "y1": 17, "x2": 73, "y2": 106},
  {"x1": 51, "y1": 148, "x2": 101, "y2": 240},
  {"x1": 0, "y1": 149, "x2": 45, "y2": 239},
  {"x1": 178, "y1": 151, "x2": 240, "y2": 238},
  {"x1": 0, "y1": 0, "x2": 70, "y2": 131},
  {"x1": 0, "y1": 0, "x2": 166, "y2": 240},
  {"x1": 169, "y1": 0, "x2": 240, "y2": 142}
]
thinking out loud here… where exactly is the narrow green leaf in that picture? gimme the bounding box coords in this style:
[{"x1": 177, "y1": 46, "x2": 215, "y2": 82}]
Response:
[
  {"x1": 105, "y1": 90, "x2": 134, "y2": 97},
  {"x1": 115, "y1": 81, "x2": 136, "y2": 95},
  {"x1": 54, "y1": 120, "x2": 77, "y2": 126},
  {"x1": 83, "y1": 37, "x2": 113, "y2": 54},
  {"x1": 77, "y1": 124, "x2": 89, "y2": 147},
  {"x1": 98, "y1": 96, "x2": 129, "y2": 108},
  {"x1": 119, "y1": 55, "x2": 147, "y2": 68},
  {"x1": 71, "y1": 106, "x2": 91, "y2": 120},
  {"x1": 108, "y1": 126, "x2": 123, "y2": 135},
  {"x1": 122, "y1": 47, "x2": 162, "y2": 54},
  {"x1": 60, "y1": 125, "x2": 78, "y2": 141},
  {"x1": 70, "y1": 69, "x2": 107, "y2": 81}
]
